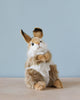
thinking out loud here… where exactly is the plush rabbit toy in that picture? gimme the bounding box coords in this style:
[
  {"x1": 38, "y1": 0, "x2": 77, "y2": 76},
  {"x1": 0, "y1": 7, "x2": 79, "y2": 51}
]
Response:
[{"x1": 20, "y1": 28, "x2": 63, "y2": 90}]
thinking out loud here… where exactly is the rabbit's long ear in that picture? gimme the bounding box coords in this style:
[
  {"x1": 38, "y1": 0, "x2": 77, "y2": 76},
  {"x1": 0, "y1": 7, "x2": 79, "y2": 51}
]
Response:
[
  {"x1": 20, "y1": 29, "x2": 31, "y2": 43},
  {"x1": 33, "y1": 27, "x2": 43, "y2": 38}
]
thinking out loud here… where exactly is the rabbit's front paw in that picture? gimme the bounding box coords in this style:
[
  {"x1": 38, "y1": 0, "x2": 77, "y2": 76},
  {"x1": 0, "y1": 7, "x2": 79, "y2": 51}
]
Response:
[{"x1": 36, "y1": 55, "x2": 46, "y2": 62}]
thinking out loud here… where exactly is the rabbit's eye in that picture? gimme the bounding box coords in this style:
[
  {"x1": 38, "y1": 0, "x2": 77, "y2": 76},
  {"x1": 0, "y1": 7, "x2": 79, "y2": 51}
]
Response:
[
  {"x1": 32, "y1": 43, "x2": 34, "y2": 46},
  {"x1": 40, "y1": 41, "x2": 42, "y2": 43}
]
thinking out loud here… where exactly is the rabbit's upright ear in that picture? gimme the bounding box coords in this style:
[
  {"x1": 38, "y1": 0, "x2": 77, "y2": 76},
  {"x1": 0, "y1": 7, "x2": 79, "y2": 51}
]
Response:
[
  {"x1": 20, "y1": 29, "x2": 31, "y2": 43},
  {"x1": 33, "y1": 27, "x2": 43, "y2": 38}
]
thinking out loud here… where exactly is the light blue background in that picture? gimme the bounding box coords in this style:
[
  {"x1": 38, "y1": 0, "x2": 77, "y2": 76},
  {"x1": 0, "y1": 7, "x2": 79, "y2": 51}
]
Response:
[{"x1": 0, "y1": 0, "x2": 80, "y2": 77}]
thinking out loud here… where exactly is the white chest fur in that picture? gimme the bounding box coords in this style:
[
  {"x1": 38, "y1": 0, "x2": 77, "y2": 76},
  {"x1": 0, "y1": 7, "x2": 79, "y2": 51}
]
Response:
[{"x1": 26, "y1": 62, "x2": 51, "y2": 85}]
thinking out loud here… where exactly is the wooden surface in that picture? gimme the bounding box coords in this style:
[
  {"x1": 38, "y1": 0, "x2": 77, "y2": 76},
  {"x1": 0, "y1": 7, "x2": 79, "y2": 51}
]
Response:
[{"x1": 0, "y1": 78, "x2": 80, "y2": 100}]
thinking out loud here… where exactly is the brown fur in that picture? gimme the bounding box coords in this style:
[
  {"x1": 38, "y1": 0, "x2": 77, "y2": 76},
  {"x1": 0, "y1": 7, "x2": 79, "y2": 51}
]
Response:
[
  {"x1": 48, "y1": 64, "x2": 59, "y2": 86},
  {"x1": 31, "y1": 37, "x2": 41, "y2": 44},
  {"x1": 25, "y1": 64, "x2": 63, "y2": 90},
  {"x1": 33, "y1": 27, "x2": 43, "y2": 33},
  {"x1": 25, "y1": 69, "x2": 45, "y2": 89},
  {"x1": 25, "y1": 51, "x2": 51, "y2": 68},
  {"x1": 33, "y1": 28, "x2": 43, "y2": 38},
  {"x1": 21, "y1": 28, "x2": 63, "y2": 90},
  {"x1": 20, "y1": 30, "x2": 31, "y2": 43},
  {"x1": 33, "y1": 32, "x2": 43, "y2": 38},
  {"x1": 34, "y1": 81, "x2": 46, "y2": 90},
  {"x1": 36, "y1": 51, "x2": 51, "y2": 63},
  {"x1": 53, "y1": 79, "x2": 63, "y2": 88},
  {"x1": 28, "y1": 37, "x2": 42, "y2": 49}
]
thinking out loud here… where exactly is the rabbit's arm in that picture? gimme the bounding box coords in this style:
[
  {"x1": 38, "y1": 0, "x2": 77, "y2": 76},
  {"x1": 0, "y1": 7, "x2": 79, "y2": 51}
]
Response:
[
  {"x1": 36, "y1": 51, "x2": 51, "y2": 63},
  {"x1": 25, "y1": 51, "x2": 51, "y2": 67}
]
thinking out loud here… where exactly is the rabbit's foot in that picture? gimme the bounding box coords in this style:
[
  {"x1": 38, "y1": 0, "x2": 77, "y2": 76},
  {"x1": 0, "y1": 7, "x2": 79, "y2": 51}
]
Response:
[
  {"x1": 53, "y1": 79, "x2": 63, "y2": 88},
  {"x1": 34, "y1": 81, "x2": 46, "y2": 90}
]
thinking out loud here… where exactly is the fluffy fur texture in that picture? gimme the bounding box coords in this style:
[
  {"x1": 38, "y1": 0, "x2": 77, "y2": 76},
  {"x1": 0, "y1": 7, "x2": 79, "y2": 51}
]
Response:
[
  {"x1": 33, "y1": 27, "x2": 43, "y2": 38},
  {"x1": 27, "y1": 37, "x2": 48, "y2": 58},
  {"x1": 26, "y1": 62, "x2": 51, "y2": 85},
  {"x1": 21, "y1": 27, "x2": 63, "y2": 90}
]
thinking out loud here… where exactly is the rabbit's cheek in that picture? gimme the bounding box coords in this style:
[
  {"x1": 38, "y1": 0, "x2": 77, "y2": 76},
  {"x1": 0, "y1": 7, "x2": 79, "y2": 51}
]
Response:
[
  {"x1": 31, "y1": 44, "x2": 38, "y2": 51},
  {"x1": 40, "y1": 43, "x2": 47, "y2": 49}
]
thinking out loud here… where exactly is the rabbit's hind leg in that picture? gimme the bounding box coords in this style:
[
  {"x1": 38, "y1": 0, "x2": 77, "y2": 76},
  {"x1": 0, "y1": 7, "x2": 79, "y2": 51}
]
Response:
[
  {"x1": 34, "y1": 81, "x2": 46, "y2": 90},
  {"x1": 53, "y1": 79, "x2": 63, "y2": 88},
  {"x1": 25, "y1": 69, "x2": 46, "y2": 90},
  {"x1": 48, "y1": 64, "x2": 63, "y2": 88}
]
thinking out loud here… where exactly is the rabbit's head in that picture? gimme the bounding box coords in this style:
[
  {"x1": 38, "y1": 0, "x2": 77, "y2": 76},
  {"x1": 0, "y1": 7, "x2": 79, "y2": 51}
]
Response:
[{"x1": 21, "y1": 28, "x2": 48, "y2": 58}]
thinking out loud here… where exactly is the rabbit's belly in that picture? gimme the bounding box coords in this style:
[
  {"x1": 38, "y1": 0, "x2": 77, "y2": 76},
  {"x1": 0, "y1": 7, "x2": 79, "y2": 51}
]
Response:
[{"x1": 26, "y1": 62, "x2": 51, "y2": 85}]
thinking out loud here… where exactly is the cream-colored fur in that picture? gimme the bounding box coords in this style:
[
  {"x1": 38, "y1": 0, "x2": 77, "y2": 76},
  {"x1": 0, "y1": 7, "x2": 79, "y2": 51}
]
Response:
[
  {"x1": 26, "y1": 61, "x2": 51, "y2": 85},
  {"x1": 26, "y1": 38, "x2": 52, "y2": 85},
  {"x1": 27, "y1": 37, "x2": 48, "y2": 58},
  {"x1": 21, "y1": 28, "x2": 63, "y2": 90}
]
